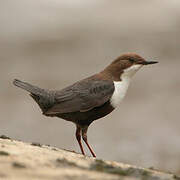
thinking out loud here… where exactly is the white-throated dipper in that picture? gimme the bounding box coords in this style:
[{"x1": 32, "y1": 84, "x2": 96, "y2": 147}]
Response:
[{"x1": 13, "y1": 53, "x2": 158, "y2": 157}]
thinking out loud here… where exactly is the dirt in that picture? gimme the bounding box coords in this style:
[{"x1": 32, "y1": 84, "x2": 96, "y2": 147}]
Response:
[{"x1": 0, "y1": 136, "x2": 179, "y2": 180}]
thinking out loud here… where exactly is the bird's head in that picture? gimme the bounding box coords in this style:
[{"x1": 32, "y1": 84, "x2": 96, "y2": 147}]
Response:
[{"x1": 104, "y1": 53, "x2": 158, "y2": 80}]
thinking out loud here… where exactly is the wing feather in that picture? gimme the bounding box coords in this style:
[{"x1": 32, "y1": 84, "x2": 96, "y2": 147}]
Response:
[{"x1": 45, "y1": 79, "x2": 114, "y2": 115}]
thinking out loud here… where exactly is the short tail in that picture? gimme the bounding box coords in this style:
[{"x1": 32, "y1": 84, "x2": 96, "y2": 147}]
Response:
[
  {"x1": 13, "y1": 79, "x2": 54, "y2": 113},
  {"x1": 13, "y1": 79, "x2": 46, "y2": 96}
]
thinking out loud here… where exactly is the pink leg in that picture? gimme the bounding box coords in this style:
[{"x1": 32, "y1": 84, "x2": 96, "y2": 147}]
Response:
[
  {"x1": 76, "y1": 126, "x2": 85, "y2": 155},
  {"x1": 82, "y1": 127, "x2": 96, "y2": 157}
]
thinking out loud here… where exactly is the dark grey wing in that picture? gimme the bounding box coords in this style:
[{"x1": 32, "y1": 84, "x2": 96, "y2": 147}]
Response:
[{"x1": 45, "y1": 79, "x2": 114, "y2": 114}]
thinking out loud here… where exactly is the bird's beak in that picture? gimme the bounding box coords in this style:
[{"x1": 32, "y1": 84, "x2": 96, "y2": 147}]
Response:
[{"x1": 142, "y1": 61, "x2": 158, "y2": 65}]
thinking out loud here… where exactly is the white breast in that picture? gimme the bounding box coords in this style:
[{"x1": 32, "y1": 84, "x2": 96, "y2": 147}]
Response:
[
  {"x1": 110, "y1": 64, "x2": 142, "y2": 108},
  {"x1": 110, "y1": 79, "x2": 130, "y2": 108}
]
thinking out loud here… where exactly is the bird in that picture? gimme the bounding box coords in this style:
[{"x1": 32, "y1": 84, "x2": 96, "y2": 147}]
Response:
[{"x1": 13, "y1": 53, "x2": 158, "y2": 157}]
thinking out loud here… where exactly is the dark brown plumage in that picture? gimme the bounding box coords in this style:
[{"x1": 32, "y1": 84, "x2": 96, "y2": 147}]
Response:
[{"x1": 13, "y1": 53, "x2": 158, "y2": 157}]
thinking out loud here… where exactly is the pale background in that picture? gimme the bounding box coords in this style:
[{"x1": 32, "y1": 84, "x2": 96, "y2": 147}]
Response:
[{"x1": 1, "y1": 0, "x2": 180, "y2": 173}]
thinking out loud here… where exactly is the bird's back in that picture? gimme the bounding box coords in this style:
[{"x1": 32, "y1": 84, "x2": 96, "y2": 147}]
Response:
[{"x1": 13, "y1": 77, "x2": 115, "y2": 126}]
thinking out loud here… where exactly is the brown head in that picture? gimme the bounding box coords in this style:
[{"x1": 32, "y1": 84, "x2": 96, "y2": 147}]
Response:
[{"x1": 101, "y1": 53, "x2": 158, "y2": 81}]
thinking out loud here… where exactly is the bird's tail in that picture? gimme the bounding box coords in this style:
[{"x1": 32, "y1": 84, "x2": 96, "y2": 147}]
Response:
[
  {"x1": 13, "y1": 79, "x2": 54, "y2": 113},
  {"x1": 13, "y1": 79, "x2": 46, "y2": 96}
]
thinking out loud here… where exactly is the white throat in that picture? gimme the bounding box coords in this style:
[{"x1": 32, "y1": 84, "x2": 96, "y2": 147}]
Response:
[{"x1": 110, "y1": 64, "x2": 142, "y2": 108}]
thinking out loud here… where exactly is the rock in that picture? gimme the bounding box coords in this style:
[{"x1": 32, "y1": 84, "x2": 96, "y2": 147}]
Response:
[{"x1": 0, "y1": 137, "x2": 178, "y2": 180}]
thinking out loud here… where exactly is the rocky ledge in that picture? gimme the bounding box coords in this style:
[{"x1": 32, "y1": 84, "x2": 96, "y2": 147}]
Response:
[{"x1": 0, "y1": 135, "x2": 179, "y2": 180}]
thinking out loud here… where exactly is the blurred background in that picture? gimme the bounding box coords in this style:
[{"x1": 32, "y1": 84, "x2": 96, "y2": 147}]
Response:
[{"x1": 1, "y1": 0, "x2": 180, "y2": 174}]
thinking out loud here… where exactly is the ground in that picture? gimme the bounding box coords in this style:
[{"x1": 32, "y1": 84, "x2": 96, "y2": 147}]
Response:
[{"x1": 0, "y1": 135, "x2": 179, "y2": 180}]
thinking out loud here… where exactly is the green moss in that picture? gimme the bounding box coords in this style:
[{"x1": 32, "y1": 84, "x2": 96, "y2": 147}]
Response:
[
  {"x1": 31, "y1": 142, "x2": 42, "y2": 147},
  {"x1": 90, "y1": 159, "x2": 153, "y2": 178},
  {"x1": 56, "y1": 158, "x2": 77, "y2": 167},
  {"x1": 12, "y1": 162, "x2": 26, "y2": 168},
  {"x1": 0, "y1": 135, "x2": 11, "y2": 140},
  {"x1": 141, "y1": 170, "x2": 151, "y2": 176},
  {"x1": 173, "y1": 174, "x2": 180, "y2": 180},
  {"x1": 90, "y1": 159, "x2": 131, "y2": 176},
  {"x1": 0, "y1": 151, "x2": 9, "y2": 156}
]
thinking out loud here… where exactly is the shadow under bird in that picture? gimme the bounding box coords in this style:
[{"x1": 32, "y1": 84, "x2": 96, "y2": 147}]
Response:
[{"x1": 13, "y1": 53, "x2": 158, "y2": 157}]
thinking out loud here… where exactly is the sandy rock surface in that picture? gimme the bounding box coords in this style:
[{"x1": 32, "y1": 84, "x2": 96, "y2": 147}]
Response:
[{"x1": 0, "y1": 136, "x2": 178, "y2": 180}]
